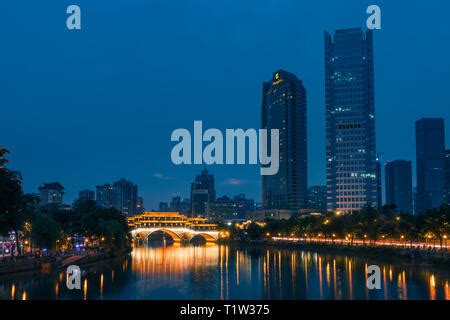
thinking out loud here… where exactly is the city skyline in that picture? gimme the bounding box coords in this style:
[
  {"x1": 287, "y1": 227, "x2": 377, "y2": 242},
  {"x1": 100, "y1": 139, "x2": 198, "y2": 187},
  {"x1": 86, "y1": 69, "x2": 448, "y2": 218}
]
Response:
[{"x1": 2, "y1": 1, "x2": 450, "y2": 210}]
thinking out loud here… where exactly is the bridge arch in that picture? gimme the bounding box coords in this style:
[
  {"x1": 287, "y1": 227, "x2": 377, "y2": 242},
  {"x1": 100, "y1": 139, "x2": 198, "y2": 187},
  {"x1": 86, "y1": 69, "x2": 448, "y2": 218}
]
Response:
[
  {"x1": 145, "y1": 229, "x2": 182, "y2": 242},
  {"x1": 190, "y1": 233, "x2": 217, "y2": 243}
]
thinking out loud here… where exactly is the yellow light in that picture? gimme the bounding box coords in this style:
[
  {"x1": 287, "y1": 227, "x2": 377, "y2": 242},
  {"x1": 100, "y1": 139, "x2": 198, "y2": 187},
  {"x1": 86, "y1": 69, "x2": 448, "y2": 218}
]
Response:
[
  {"x1": 444, "y1": 235, "x2": 448, "y2": 239},
  {"x1": 401, "y1": 235, "x2": 405, "y2": 239}
]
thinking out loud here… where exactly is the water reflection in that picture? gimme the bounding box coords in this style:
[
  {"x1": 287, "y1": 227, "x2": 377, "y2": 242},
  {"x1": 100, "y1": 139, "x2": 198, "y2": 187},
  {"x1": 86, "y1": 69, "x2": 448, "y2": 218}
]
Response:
[{"x1": 0, "y1": 244, "x2": 449, "y2": 300}]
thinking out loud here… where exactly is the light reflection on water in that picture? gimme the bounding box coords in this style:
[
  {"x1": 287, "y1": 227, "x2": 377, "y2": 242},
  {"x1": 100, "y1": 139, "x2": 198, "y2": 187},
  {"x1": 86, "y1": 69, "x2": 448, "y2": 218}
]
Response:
[{"x1": 0, "y1": 244, "x2": 449, "y2": 300}]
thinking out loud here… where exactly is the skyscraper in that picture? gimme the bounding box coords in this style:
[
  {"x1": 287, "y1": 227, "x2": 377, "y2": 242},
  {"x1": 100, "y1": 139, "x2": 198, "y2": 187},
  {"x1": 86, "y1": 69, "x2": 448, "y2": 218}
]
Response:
[
  {"x1": 324, "y1": 28, "x2": 378, "y2": 213},
  {"x1": 112, "y1": 178, "x2": 138, "y2": 216},
  {"x1": 96, "y1": 183, "x2": 113, "y2": 208},
  {"x1": 415, "y1": 118, "x2": 445, "y2": 213},
  {"x1": 445, "y1": 150, "x2": 450, "y2": 205},
  {"x1": 262, "y1": 70, "x2": 307, "y2": 210},
  {"x1": 79, "y1": 189, "x2": 95, "y2": 202},
  {"x1": 385, "y1": 160, "x2": 413, "y2": 214},
  {"x1": 191, "y1": 168, "x2": 216, "y2": 217}
]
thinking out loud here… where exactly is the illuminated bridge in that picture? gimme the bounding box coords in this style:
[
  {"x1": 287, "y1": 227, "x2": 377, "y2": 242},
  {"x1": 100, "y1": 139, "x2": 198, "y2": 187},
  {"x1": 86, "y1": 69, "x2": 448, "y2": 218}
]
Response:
[{"x1": 128, "y1": 212, "x2": 220, "y2": 243}]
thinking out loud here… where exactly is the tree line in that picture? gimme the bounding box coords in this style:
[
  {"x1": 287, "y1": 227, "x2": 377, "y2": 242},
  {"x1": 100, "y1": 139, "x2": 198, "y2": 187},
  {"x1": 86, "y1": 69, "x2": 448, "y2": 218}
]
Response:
[
  {"x1": 234, "y1": 204, "x2": 450, "y2": 249},
  {"x1": 0, "y1": 147, "x2": 130, "y2": 255}
]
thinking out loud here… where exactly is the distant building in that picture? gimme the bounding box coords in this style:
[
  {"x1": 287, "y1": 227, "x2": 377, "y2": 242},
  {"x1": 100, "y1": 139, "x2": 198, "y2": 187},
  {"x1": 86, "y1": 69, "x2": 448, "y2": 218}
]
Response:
[
  {"x1": 247, "y1": 209, "x2": 297, "y2": 221},
  {"x1": 159, "y1": 202, "x2": 169, "y2": 212},
  {"x1": 325, "y1": 28, "x2": 378, "y2": 212},
  {"x1": 444, "y1": 150, "x2": 450, "y2": 205},
  {"x1": 262, "y1": 70, "x2": 307, "y2": 211},
  {"x1": 233, "y1": 194, "x2": 255, "y2": 219},
  {"x1": 207, "y1": 196, "x2": 237, "y2": 221},
  {"x1": 136, "y1": 197, "x2": 145, "y2": 214},
  {"x1": 79, "y1": 189, "x2": 95, "y2": 202},
  {"x1": 169, "y1": 195, "x2": 190, "y2": 214},
  {"x1": 96, "y1": 183, "x2": 113, "y2": 208},
  {"x1": 112, "y1": 178, "x2": 138, "y2": 216},
  {"x1": 10, "y1": 170, "x2": 23, "y2": 190},
  {"x1": 307, "y1": 186, "x2": 327, "y2": 212},
  {"x1": 191, "y1": 168, "x2": 216, "y2": 217},
  {"x1": 39, "y1": 182, "x2": 64, "y2": 206},
  {"x1": 415, "y1": 118, "x2": 445, "y2": 213},
  {"x1": 385, "y1": 160, "x2": 413, "y2": 214}
]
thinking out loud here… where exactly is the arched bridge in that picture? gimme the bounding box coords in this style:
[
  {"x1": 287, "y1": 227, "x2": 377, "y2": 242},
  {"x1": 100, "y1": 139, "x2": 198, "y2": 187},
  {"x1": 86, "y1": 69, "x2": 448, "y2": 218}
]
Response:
[{"x1": 128, "y1": 212, "x2": 220, "y2": 243}]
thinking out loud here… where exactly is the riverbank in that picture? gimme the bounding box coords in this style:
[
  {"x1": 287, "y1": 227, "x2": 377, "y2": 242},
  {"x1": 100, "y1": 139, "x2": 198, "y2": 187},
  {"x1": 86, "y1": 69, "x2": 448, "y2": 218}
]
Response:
[
  {"x1": 234, "y1": 239, "x2": 450, "y2": 268},
  {"x1": 0, "y1": 250, "x2": 117, "y2": 276}
]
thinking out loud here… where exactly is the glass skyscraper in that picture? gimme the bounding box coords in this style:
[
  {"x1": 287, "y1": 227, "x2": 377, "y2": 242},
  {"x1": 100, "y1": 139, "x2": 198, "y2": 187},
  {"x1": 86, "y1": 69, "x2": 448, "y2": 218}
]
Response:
[
  {"x1": 415, "y1": 118, "x2": 445, "y2": 213},
  {"x1": 324, "y1": 28, "x2": 378, "y2": 213},
  {"x1": 385, "y1": 160, "x2": 413, "y2": 214},
  {"x1": 262, "y1": 70, "x2": 307, "y2": 210}
]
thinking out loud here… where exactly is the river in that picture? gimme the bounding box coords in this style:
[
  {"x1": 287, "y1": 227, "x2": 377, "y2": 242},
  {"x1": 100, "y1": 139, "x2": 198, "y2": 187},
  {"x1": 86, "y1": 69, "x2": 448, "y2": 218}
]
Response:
[{"x1": 0, "y1": 244, "x2": 449, "y2": 300}]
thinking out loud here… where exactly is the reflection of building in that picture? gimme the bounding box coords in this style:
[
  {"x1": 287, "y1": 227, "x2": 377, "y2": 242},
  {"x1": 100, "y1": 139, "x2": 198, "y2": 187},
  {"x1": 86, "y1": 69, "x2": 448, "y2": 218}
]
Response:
[
  {"x1": 207, "y1": 196, "x2": 236, "y2": 221},
  {"x1": 96, "y1": 183, "x2": 113, "y2": 208},
  {"x1": 191, "y1": 168, "x2": 216, "y2": 217},
  {"x1": 385, "y1": 160, "x2": 413, "y2": 214},
  {"x1": 262, "y1": 70, "x2": 307, "y2": 211},
  {"x1": 415, "y1": 118, "x2": 445, "y2": 213},
  {"x1": 325, "y1": 28, "x2": 378, "y2": 213},
  {"x1": 39, "y1": 182, "x2": 64, "y2": 206},
  {"x1": 444, "y1": 150, "x2": 450, "y2": 205},
  {"x1": 79, "y1": 189, "x2": 95, "y2": 202},
  {"x1": 307, "y1": 186, "x2": 327, "y2": 212},
  {"x1": 112, "y1": 178, "x2": 138, "y2": 216}
]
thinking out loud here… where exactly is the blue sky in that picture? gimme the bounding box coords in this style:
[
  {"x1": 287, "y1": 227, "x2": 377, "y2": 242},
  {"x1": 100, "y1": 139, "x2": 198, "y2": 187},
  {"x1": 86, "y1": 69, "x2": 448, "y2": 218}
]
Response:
[{"x1": 1, "y1": 0, "x2": 450, "y2": 209}]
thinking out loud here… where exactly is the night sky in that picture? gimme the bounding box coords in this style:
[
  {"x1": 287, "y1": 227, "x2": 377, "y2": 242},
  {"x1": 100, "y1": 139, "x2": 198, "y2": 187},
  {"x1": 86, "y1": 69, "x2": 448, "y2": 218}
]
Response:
[{"x1": 1, "y1": 0, "x2": 449, "y2": 209}]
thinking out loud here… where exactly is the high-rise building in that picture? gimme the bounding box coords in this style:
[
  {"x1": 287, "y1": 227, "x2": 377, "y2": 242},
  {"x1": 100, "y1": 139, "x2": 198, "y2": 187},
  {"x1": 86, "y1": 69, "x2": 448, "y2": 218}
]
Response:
[
  {"x1": 39, "y1": 182, "x2": 64, "y2": 206},
  {"x1": 191, "y1": 168, "x2": 216, "y2": 217},
  {"x1": 445, "y1": 150, "x2": 450, "y2": 205},
  {"x1": 307, "y1": 186, "x2": 327, "y2": 212},
  {"x1": 79, "y1": 189, "x2": 95, "y2": 202},
  {"x1": 324, "y1": 28, "x2": 378, "y2": 213},
  {"x1": 385, "y1": 160, "x2": 413, "y2": 214},
  {"x1": 262, "y1": 70, "x2": 307, "y2": 210},
  {"x1": 96, "y1": 183, "x2": 113, "y2": 208},
  {"x1": 112, "y1": 178, "x2": 138, "y2": 216},
  {"x1": 415, "y1": 118, "x2": 445, "y2": 213}
]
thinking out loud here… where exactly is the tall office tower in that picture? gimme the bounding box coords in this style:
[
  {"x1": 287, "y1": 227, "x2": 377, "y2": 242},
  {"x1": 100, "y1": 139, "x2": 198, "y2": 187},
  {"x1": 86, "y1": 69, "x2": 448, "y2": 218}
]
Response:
[
  {"x1": 415, "y1": 118, "x2": 445, "y2": 213},
  {"x1": 445, "y1": 150, "x2": 450, "y2": 205},
  {"x1": 262, "y1": 70, "x2": 307, "y2": 210},
  {"x1": 324, "y1": 28, "x2": 378, "y2": 213},
  {"x1": 112, "y1": 178, "x2": 138, "y2": 216},
  {"x1": 191, "y1": 168, "x2": 216, "y2": 217},
  {"x1": 38, "y1": 182, "x2": 64, "y2": 206},
  {"x1": 79, "y1": 189, "x2": 95, "y2": 202},
  {"x1": 385, "y1": 160, "x2": 413, "y2": 214},
  {"x1": 307, "y1": 186, "x2": 327, "y2": 212},
  {"x1": 96, "y1": 183, "x2": 113, "y2": 208}
]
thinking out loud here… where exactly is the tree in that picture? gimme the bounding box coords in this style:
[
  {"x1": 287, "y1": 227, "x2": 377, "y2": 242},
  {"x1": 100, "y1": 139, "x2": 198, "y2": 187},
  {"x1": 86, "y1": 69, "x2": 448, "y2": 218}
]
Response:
[{"x1": 247, "y1": 222, "x2": 264, "y2": 240}]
